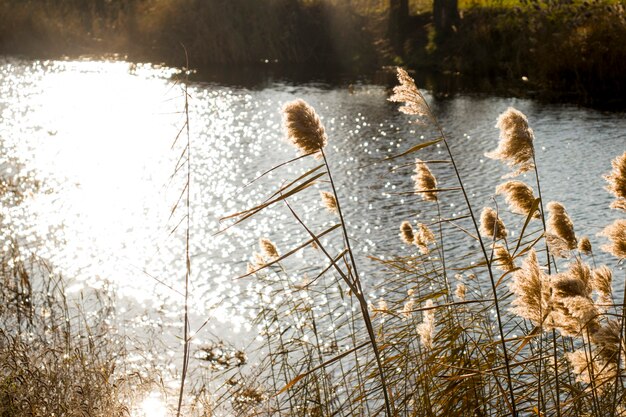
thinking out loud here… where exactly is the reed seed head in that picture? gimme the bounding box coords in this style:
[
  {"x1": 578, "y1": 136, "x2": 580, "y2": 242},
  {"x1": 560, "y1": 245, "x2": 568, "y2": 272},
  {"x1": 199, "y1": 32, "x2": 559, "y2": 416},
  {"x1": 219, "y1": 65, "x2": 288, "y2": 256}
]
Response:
[
  {"x1": 253, "y1": 252, "x2": 266, "y2": 268},
  {"x1": 590, "y1": 320, "x2": 621, "y2": 363},
  {"x1": 400, "y1": 221, "x2": 415, "y2": 246},
  {"x1": 486, "y1": 107, "x2": 535, "y2": 177},
  {"x1": 551, "y1": 259, "x2": 598, "y2": 336},
  {"x1": 553, "y1": 258, "x2": 592, "y2": 298},
  {"x1": 388, "y1": 67, "x2": 430, "y2": 121},
  {"x1": 417, "y1": 299, "x2": 435, "y2": 350},
  {"x1": 479, "y1": 207, "x2": 507, "y2": 240},
  {"x1": 495, "y1": 180, "x2": 539, "y2": 218},
  {"x1": 402, "y1": 299, "x2": 415, "y2": 319},
  {"x1": 591, "y1": 265, "x2": 613, "y2": 307},
  {"x1": 414, "y1": 223, "x2": 435, "y2": 254},
  {"x1": 546, "y1": 201, "x2": 577, "y2": 255},
  {"x1": 259, "y1": 238, "x2": 279, "y2": 260},
  {"x1": 567, "y1": 349, "x2": 616, "y2": 389},
  {"x1": 578, "y1": 236, "x2": 592, "y2": 255},
  {"x1": 320, "y1": 191, "x2": 338, "y2": 214},
  {"x1": 412, "y1": 159, "x2": 438, "y2": 202},
  {"x1": 282, "y1": 99, "x2": 328, "y2": 157},
  {"x1": 494, "y1": 244, "x2": 516, "y2": 272},
  {"x1": 455, "y1": 283, "x2": 467, "y2": 301},
  {"x1": 598, "y1": 219, "x2": 626, "y2": 259},
  {"x1": 510, "y1": 249, "x2": 550, "y2": 326},
  {"x1": 604, "y1": 151, "x2": 626, "y2": 211}
]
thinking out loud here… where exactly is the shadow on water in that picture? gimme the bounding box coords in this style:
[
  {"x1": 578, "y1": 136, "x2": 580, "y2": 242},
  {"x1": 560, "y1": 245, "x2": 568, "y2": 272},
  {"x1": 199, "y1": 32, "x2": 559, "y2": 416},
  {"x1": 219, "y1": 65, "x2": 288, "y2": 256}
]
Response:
[{"x1": 184, "y1": 62, "x2": 626, "y2": 111}]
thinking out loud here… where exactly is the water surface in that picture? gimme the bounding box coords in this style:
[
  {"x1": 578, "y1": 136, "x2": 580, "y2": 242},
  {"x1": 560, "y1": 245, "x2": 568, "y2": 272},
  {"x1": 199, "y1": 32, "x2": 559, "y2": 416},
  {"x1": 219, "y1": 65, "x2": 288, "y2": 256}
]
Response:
[{"x1": 0, "y1": 56, "x2": 624, "y2": 393}]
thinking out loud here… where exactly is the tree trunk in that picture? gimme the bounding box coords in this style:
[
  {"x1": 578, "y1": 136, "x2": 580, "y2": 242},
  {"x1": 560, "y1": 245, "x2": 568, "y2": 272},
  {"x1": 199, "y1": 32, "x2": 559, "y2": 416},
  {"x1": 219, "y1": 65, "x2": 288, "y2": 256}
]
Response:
[
  {"x1": 433, "y1": 0, "x2": 459, "y2": 37},
  {"x1": 388, "y1": 0, "x2": 409, "y2": 56}
]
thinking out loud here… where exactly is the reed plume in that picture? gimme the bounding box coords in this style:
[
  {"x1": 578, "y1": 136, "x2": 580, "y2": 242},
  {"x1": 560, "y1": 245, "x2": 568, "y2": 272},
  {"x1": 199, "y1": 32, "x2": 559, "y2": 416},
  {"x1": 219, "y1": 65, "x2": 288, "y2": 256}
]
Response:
[
  {"x1": 416, "y1": 299, "x2": 435, "y2": 350},
  {"x1": 494, "y1": 244, "x2": 515, "y2": 272},
  {"x1": 546, "y1": 201, "x2": 577, "y2": 257},
  {"x1": 591, "y1": 266, "x2": 613, "y2": 310},
  {"x1": 282, "y1": 99, "x2": 328, "y2": 157},
  {"x1": 604, "y1": 150, "x2": 626, "y2": 211},
  {"x1": 319, "y1": 191, "x2": 338, "y2": 214},
  {"x1": 486, "y1": 107, "x2": 535, "y2": 177},
  {"x1": 414, "y1": 223, "x2": 435, "y2": 254},
  {"x1": 495, "y1": 180, "x2": 539, "y2": 218},
  {"x1": 578, "y1": 236, "x2": 593, "y2": 255},
  {"x1": 402, "y1": 298, "x2": 415, "y2": 319},
  {"x1": 400, "y1": 221, "x2": 415, "y2": 246},
  {"x1": 598, "y1": 219, "x2": 626, "y2": 259},
  {"x1": 590, "y1": 320, "x2": 621, "y2": 363},
  {"x1": 455, "y1": 283, "x2": 467, "y2": 301},
  {"x1": 412, "y1": 159, "x2": 438, "y2": 202},
  {"x1": 551, "y1": 259, "x2": 598, "y2": 336},
  {"x1": 259, "y1": 238, "x2": 279, "y2": 260},
  {"x1": 567, "y1": 349, "x2": 617, "y2": 389},
  {"x1": 479, "y1": 207, "x2": 507, "y2": 240},
  {"x1": 388, "y1": 67, "x2": 429, "y2": 120},
  {"x1": 510, "y1": 249, "x2": 550, "y2": 326}
]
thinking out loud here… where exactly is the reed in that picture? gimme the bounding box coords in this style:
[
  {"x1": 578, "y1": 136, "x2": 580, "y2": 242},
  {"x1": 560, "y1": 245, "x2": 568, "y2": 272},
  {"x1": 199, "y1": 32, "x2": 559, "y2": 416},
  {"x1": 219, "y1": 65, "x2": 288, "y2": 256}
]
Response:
[{"x1": 218, "y1": 66, "x2": 626, "y2": 416}]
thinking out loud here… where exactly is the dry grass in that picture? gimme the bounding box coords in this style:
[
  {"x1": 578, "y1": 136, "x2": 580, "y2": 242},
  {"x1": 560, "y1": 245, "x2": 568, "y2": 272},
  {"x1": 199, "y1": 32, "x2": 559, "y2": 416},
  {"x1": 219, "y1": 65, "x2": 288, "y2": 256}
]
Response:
[{"x1": 217, "y1": 66, "x2": 626, "y2": 416}]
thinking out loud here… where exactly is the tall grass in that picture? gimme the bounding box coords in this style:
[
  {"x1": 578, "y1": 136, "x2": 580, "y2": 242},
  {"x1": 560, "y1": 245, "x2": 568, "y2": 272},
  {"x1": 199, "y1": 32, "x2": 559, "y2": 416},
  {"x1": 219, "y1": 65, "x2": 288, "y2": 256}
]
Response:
[{"x1": 218, "y1": 66, "x2": 626, "y2": 416}]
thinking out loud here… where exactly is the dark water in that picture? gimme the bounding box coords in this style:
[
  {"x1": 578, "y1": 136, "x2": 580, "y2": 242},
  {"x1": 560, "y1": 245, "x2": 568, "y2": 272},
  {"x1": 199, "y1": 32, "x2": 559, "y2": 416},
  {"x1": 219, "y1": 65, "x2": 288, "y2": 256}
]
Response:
[{"x1": 0, "y1": 56, "x2": 624, "y2": 405}]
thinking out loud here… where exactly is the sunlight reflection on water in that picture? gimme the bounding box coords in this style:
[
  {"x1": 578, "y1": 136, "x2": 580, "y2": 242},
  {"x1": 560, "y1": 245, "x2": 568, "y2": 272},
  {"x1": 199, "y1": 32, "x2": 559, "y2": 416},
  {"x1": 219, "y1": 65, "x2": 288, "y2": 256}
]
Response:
[{"x1": 0, "y1": 57, "x2": 624, "y2": 388}]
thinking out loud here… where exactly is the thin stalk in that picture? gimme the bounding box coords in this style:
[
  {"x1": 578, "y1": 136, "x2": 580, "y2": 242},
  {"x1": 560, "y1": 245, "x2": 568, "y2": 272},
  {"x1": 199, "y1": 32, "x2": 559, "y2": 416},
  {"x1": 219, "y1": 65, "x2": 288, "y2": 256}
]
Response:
[
  {"x1": 322, "y1": 148, "x2": 394, "y2": 416},
  {"x1": 611, "y1": 269, "x2": 626, "y2": 415},
  {"x1": 176, "y1": 54, "x2": 192, "y2": 417},
  {"x1": 531, "y1": 152, "x2": 561, "y2": 417}
]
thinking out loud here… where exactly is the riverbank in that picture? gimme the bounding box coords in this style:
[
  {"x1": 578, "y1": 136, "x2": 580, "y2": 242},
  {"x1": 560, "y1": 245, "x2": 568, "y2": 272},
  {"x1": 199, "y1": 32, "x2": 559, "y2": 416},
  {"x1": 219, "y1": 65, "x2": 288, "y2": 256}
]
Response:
[{"x1": 0, "y1": 0, "x2": 624, "y2": 106}]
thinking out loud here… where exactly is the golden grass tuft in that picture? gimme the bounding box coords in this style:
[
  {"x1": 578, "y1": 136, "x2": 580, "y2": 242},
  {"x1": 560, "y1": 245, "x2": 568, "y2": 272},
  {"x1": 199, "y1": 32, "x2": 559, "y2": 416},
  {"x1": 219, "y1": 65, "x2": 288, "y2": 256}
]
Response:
[
  {"x1": 495, "y1": 180, "x2": 539, "y2": 218},
  {"x1": 546, "y1": 201, "x2": 578, "y2": 250},
  {"x1": 598, "y1": 218, "x2": 626, "y2": 259},
  {"x1": 479, "y1": 207, "x2": 507, "y2": 240},
  {"x1": 388, "y1": 67, "x2": 429, "y2": 120},
  {"x1": 486, "y1": 107, "x2": 535, "y2": 177},
  {"x1": 412, "y1": 158, "x2": 438, "y2": 202},
  {"x1": 400, "y1": 220, "x2": 415, "y2": 246},
  {"x1": 604, "y1": 150, "x2": 626, "y2": 211},
  {"x1": 282, "y1": 99, "x2": 328, "y2": 157}
]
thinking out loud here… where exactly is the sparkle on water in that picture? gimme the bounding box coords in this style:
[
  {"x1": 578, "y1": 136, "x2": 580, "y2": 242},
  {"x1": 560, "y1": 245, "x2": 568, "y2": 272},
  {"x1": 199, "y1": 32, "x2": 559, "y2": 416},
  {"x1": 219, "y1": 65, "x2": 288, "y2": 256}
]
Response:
[{"x1": 0, "y1": 56, "x2": 624, "y2": 397}]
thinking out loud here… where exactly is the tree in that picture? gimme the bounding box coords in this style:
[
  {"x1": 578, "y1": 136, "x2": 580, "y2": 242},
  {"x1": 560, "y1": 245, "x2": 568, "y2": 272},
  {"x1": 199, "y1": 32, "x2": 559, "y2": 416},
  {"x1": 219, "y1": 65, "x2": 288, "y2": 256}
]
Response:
[
  {"x1": 433, "y1": 0, "x2": 459, "y2": 37},
  {"x1": 388, "y1": 0, "x2": 409, "y2": 55}
]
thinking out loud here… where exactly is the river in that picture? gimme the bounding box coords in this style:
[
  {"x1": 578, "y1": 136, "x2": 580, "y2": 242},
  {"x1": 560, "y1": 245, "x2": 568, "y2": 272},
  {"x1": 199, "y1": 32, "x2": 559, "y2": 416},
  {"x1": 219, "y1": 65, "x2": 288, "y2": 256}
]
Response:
[{"x1": 0, "y1": 56, "x2": 624, "y2": 412}]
